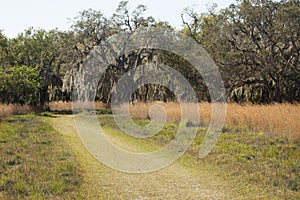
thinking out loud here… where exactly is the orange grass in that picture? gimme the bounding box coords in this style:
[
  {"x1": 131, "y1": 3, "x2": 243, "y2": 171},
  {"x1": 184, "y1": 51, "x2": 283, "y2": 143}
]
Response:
[
  {"x1": 49, "y1": 101, "x2": 107, "y2": 111},
  {"x1": 125, "y1": 102, "x2": 300, "y2": 141},
  {"x1": 0, "y1": 104, "x2": 33, "y2": 119},
  {"x1": 225, "y1": 103, "x2": 300, "y2": 139},
  {"x1": 49, "y1": 101, "x2": 300, "y2": 141}
]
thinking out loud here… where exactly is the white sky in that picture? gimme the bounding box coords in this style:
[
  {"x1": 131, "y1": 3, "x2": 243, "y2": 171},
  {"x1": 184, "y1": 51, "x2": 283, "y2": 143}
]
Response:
[{"x1": 0, "y1": 0, "x2": 233, "y2": 38}]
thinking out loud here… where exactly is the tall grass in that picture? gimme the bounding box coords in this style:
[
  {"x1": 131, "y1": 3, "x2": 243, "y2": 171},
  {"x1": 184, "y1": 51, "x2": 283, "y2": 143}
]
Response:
[
  {"x1": 122, "y1": 102, "x2": 300, "y2": 141},
  {"x1": 0, "y1": 104, "x2": 33, "y2": 119},
  {"x1": 49, "y1": 101, "x2": 107, "y2": 111},
  {"x1": 225, "y1": 103, "x2": 300, "y2": 140},
  {"x1": 47, "y1": 101, "x2": 300, "y2": 140}
]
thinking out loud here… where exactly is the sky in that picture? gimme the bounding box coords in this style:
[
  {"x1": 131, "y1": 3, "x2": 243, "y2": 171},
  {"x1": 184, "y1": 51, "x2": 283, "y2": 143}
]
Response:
[{"x1": 0, "y1": 0, "x2": 233, "y2": 38}]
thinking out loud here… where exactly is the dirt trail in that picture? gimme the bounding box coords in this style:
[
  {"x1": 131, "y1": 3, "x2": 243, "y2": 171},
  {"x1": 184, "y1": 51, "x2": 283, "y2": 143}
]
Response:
[{"x1": 44, "y1": 115, "x2": 240, "y2": 199}]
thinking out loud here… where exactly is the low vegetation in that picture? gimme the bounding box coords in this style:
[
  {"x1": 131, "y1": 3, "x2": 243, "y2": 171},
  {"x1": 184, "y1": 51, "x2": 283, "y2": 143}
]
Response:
[
  {"x1": 0, "y1": 102, "x2": 298, "y2": 198},
  {"x1": 0, "y1": 115, "x2": 81, "y2": 199},
  {"x1": 97, "y1": 114, "x2": 300, "y2": 199},
  {"x1": 200, "y1": 131, "x2": 300, "y2": 198}
]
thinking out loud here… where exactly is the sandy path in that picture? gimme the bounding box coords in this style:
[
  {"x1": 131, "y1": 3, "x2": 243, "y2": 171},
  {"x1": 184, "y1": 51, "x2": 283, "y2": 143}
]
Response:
[{"x1": 44, "y1": 115, "x2": 240, "y2": 199}]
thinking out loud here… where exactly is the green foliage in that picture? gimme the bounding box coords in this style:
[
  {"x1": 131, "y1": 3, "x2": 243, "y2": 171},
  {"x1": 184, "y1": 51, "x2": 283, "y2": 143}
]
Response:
[
  {"x1": 0, "y1": 0, "x2": 299, "y2": 105},
  {"x1": 183, "y1": 0, "x2": 300, "y2": 103},
  {"x1": 0, "y1": 31, "x2": 9, "y2": 66},
  {"x1": 0, "y1": 66, "x2": 40, "y2": 105},
  {"x1": 7, "y1": 28, "x2": 70, "y2": 106}
]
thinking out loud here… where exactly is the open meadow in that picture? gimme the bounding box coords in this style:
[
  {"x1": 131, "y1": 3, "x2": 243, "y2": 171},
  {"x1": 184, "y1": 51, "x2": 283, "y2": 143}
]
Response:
[
  {"x1": 0, "y1": 102, "x2": 299, "y2": 199},
  {"x1": 50, "y1": 101, "x2": 300, "y2": 140}
]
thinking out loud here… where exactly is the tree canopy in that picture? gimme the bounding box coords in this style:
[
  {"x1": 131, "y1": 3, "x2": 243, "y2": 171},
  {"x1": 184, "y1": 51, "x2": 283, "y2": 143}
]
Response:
[
  {"x1": 182, "y1": 0, "x2": 300, "y2": 103},
  {"x1": 0, "y1": 0, "x2": 299, "y2": 107}
]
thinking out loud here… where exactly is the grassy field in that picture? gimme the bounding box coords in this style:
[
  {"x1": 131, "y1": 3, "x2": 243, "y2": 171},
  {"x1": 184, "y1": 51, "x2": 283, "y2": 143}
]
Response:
[
  {"x1": 49, "y1": 101, "x2": 300, "y2": 140},
  {"x1": 0, "y1": 102, "x2": 299, "y2": 199},
  {"x1": 0, "y1": 115, "x2": 82, "y2": 199},
  {"x1": 51, "y1": 101, "x2": 300, "y2": 198},
  {"x1": 122, "y1": 102, "x2": 300, "y2": 141},
  {"x1": 97, "y1": 114, "x2": 300, "y2": 199}
]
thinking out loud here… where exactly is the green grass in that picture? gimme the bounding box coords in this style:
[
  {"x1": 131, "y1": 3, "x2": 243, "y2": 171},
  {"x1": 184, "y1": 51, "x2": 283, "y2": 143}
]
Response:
[
  {"x1": 201, "y1": 131, "x2": 300, "y2": 198},
  {"x1": 97, "y1": 114, "x2": 300, "y2": 199},
  {"x1": 2, "y1": 112, "x2": 298, "y2": 199},
  {"x1": 0, "y1": 115, "x2": 82, "y2": 199}
]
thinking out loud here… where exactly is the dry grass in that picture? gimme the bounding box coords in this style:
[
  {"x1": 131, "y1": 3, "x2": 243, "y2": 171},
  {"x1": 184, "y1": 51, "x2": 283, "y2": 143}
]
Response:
[
  {"x1": 0, "y1": 104, "x2": 33, "y2": 119},
  {"x1": 49, "y1": 101, "x2": 107, "y2": 111},
  {"x1": 0, "y1": 102, "x2": 108, "y2": 119},
  {"x1": 47, "y1": 101, "x2": 300, "y2": 141},
  {"x1": 121, "y1": 102, "x2": 300, "y2": 141},
  {"x1": 49, "y1": 101, "x2": 73, "y2": 111},
  {"x1": 225, "y1": 103, "x2": 300, "y2": 140}
]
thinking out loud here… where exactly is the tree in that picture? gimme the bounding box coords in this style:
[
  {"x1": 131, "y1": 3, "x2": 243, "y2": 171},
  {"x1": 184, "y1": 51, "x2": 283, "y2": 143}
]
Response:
[
  {"x1": 0, "y1": 31, "x2": 9, "y2": 67},
  {"x1": 182, "y1": 0, "x2": 300, "y2": 103},
  {"x1": 0, "y1": 65, "x2": 40, "y2": 105},
  {"x1": 63, "y1": 1, "x2": 176, "y2": 103},
  {"x1": 7, "y1": 28, "x2": 71, "y2": 107}
]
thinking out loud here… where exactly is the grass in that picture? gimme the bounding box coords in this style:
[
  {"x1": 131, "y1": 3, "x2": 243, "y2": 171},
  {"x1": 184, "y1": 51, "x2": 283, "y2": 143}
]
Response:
[
  {"x1": 0, "y1": 115, "x2": 82, "y2": 199},
  {"x1": 199, "y1": 131, "x2": 300, "y2": 198},
  {"x1": 3, "y1": 101, "x2": 296, "y2": 198},
  {"x1": 0, "y1": 104, "x2": 34, "y2": 119},
  {"x1": 47, "y1": 101, "x2": 300, "y2": 141},
  {"x1": 97, "y1": 114, "x2": 300, "y2": 199},
  {"x1": 49, "y1": 101, "x2": 108, "y2": 113},
  {"x1": 4, "y1": 101, "x2": 300, "y2": 142},
  {"x1": 117, "y1": 102, "x2": 300, "y2": 141}
]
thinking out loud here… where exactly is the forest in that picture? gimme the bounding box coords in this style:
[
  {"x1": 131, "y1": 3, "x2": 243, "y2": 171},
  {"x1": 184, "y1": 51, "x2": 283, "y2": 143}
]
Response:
[{"x1": 0, "y1": 0, "x2": 299, "y2": 109}]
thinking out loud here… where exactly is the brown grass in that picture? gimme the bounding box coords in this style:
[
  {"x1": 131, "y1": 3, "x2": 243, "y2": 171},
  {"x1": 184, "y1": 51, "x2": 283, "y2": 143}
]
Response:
[
  {"x1": 0, "y1": 104, "x2": 34, "y2": 119},
  {"x1": 225, "y1": 103, "x2": 300, "y2": 140},
  {"x1": 46, "y1": 101, "x2": 300, "y2": 141},
  {"x1": 122, "y1": 102, "x2": 300, "y2": 141},
  {"x1": 49, "y1": 101, "x2": 107, "y2": 111}
]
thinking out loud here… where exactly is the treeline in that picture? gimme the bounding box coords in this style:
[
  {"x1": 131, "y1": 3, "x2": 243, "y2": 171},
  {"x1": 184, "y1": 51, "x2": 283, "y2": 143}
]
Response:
[{"x1": 0, "y1": 0, "x2": 299, "y2": 108}]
